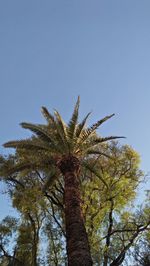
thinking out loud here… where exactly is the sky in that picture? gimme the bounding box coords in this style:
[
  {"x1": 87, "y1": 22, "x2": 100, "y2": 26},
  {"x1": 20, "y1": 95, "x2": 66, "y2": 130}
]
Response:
[{"x1": 0, "y1": 0, "x2": 150, "y2": 219}]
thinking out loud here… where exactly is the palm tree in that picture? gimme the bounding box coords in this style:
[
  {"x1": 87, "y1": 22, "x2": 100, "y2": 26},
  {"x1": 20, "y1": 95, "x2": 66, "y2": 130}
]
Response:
[{"x1": 3, "y1": 97, "x2": 123, "y2": 266}]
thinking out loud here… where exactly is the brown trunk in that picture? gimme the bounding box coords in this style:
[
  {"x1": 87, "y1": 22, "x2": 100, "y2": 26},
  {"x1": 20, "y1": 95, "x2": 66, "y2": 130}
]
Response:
[{"x1": 58, "y1": 155, "x2": 93, "y2": 266}]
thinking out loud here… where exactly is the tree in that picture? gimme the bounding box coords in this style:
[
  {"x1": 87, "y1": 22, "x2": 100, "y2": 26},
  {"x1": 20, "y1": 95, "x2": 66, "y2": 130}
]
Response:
[
  {"x1": 1, "y1": 97, "x2": 122, "y2": 265},
  {"x1": 11, "y1": 173, "x2": 46, "y2": 266},
  {"x1": 0, "y1": 142, "x2": 149, "y2": 265},
  {"x1": 0, "y1": 216, "x2": 20, "y2": 266},
  {"x1": 133, "y1": 234, "x2": 150, "y2": 266},
  {"x1": 132, "y1": 193, "x2": 150, "y2": 266},
  {"x1": 80, "y1": 141, "x2": 150, "y2": 266},
  {"x1": 0, "y1": 169, "x2": 47, "y2": 266}
]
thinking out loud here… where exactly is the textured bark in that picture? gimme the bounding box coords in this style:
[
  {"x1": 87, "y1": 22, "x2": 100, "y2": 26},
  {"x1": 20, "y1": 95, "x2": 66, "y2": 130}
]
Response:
[{"x1": 58, "y1": 155, "x2": 93, "y2": 266}]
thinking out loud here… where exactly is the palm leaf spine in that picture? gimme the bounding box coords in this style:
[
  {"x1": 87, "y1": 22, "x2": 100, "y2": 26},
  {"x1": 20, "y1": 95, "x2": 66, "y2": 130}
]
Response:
[{"x1": 67, "y1": 96, "x2": 80, "y2": 140}]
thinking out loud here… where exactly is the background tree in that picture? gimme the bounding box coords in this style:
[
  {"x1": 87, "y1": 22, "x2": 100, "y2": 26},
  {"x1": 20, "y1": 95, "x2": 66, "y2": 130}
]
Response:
[
  {"x1": 0, "y1": 216, "x2": 19, "y2": 266},
  {"x1": 132, "y1": 232, "x2": 150, "y2": 266},
  {"x1": 80, "y1": 141, "x2": 150, "y2": 266},
  {"x1": 132, "y1": 192, "x2": 150, "y2": 266}
]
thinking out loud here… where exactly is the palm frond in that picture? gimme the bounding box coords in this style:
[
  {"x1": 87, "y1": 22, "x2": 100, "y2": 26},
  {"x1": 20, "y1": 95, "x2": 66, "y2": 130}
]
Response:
[
  {"x1": 54, "y1": 110, "x2": 69, "y2": 149},
  {"x1": 80, "y1": 114, "x2": 115, "y2": 142},
  {"x1": 41, "y1": 106, "x2": 55, "y2": 124},
  {"x1": 92, "y1": 136, "x2": 125, "y2": 145},
  {"x1": 67, "y1": 96, "x2": 80, "y2": 140},
  {"x1": 3, "y1": 139, "x2": 50, "y2": 151},
  {"x1": 20, "y1": 122, "x2": 55, "y2": 144},
  {"x1": 86, "y1": 150, "x2": 112, "y2": 159},
  {"x1": 83, "y1": 161, "x2": 108, "y2": 188},
  {"x1": 1, "y1": 157, "x2": 56, "y2": 176},
  {"x1": 76, "y1": 112, "x2": 91, "y2": 138},
  {"x1": 1, "y1": 162, "x2": 37, "y2": 176},
  {"x1": 90, "y1": 114, "x2": 115, "y2": 132},
  {"x1": 73, "y1": 112, "x2": 91, "y2": 153}
]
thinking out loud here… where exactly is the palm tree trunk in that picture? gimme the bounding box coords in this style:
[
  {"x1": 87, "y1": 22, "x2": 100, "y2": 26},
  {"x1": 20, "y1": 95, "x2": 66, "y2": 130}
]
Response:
[{"x1": 58, "y1": 155, "x2": 93, "y2": 266}]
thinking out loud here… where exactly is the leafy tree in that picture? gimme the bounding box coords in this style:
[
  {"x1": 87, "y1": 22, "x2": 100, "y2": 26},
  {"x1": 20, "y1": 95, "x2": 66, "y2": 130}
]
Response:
[
  {"x1": 0, "y1": 163, "x2": 47, "y2": 266},
  {"x1": 133, "y1": 234, "x2": 150, "y2": 266},
  {"x1": 80, "y1": 141, "x2": 150, "y2": 266},
  {"x1": 0, "y1": 142, "x2": 150, "y2": 265},
  {"x1": 0, "y1": 216, "x2": 20, "y2": 265},
  {"x1": 132, "y1": 194, "x2": 150, "y2": 266},
  {"x1": 1, "y1": 97, "x2": 122, "y2": 265}
]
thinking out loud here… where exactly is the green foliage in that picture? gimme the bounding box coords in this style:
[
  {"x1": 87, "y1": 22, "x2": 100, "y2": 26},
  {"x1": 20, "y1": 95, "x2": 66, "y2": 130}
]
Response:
[
  {"x1": 0, "y1": 145, "x2": 149, "y2": 265},
  {"x1": 1, "y1": 141, "x2": 149, "y2": 265},
  {"x1": 0, "y1": 98, "x2": 149, "y2": 265},
  {"x1": 0, "y1": 216, "x2": 18, "y2": 265}
]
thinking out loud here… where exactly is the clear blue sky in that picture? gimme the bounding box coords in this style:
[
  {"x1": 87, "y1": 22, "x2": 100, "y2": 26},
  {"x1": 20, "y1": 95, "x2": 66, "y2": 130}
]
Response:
[{"x1": 0, "y1": 0, "x2": 150, "y2": 219}]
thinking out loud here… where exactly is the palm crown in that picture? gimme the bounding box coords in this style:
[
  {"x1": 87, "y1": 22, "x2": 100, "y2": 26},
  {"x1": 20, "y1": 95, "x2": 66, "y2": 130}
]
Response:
[{"x1": 3, "y1": 96, "x2": 123, "y2": 178}]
